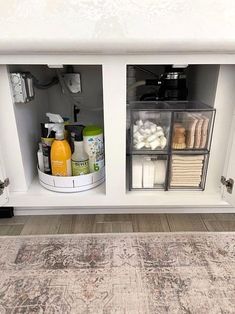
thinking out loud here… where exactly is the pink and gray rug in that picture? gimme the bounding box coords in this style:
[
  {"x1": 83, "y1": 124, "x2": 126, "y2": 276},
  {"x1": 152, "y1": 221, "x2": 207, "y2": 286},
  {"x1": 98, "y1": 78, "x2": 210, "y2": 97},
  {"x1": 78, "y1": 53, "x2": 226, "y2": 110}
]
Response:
[{"x1": 0, "y1": 233, "x2": 234, "y2": 313}]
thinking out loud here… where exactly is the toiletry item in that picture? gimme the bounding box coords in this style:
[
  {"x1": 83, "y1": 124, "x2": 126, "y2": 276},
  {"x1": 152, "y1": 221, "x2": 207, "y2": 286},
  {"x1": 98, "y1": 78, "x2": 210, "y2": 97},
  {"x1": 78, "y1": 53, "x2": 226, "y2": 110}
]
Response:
[
  {"x1": 132, "y1": 156, "x2": 143, "y2": 188},
  {"x1": 154, "y1": 160, "x2": 167, "y2": 185},
  {"x1": 172, "y1": 123, "x2": 186, "y2": 149},
  {"x1": 83, "y1": 125, "x2": 104, "y2": 173},
  {"x1": 65, "y1": 124, "x2": 85, "y2": 153},
  {"x1": 170, "y1": 155, "x2": 204, "y2": 187},
  {"x1": 41, "y1": 123, "x2": 55, "y2": 174},
  {"x1": 200, "y1": 116, "x2": 210, "y2": 148},
  {"x1": 71, "y1": 133, "x2": 90, "y2": 176},
  {"x1": 143, "y1": 157, "x2": 155, "y2": 188},
  {"x1": 186, "y1": 114, "x2": 198, "y2": 149},
  {"x1": 194, "y1": 114, "x2": 204, "y2": 148},
  {"x1": 37, "y1": 143, "x2": 44, "y2": 172},
  {"x1": 45, "y1": 113, "x2": 72, "y2": 176},
  {"x1": 133, "y1": 119, "x2": 167, "y2": 150}
]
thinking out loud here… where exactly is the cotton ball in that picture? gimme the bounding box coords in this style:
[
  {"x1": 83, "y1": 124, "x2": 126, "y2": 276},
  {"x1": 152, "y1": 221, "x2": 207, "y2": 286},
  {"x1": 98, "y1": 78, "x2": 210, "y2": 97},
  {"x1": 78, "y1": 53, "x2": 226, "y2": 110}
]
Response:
[
  {"x1": 156, "y1": 126, "x2": 163, "y2": 132},
  {"x1": 156, "y1": 130, "x2": 164, "y2": 138},
  {"x1": 144, "y1": 141, "x2": 151, "y2": 148},
  {"x1": 136, "y1": 120, "x2": 143, "y2": 127},
  {"x1": 135, "y1": 142, "x2": 145, "y2": 149},
  {"x1": 139, "y1": 128, "x2": 146, "y2": 136},
  {"x1": 147, "y1": 134, "x2": 157, "y2": 142},
  {"x1": 144, "y1": 128, "x2": 152, "y2": 135},
  {"x1": 143, "y1": 133, "x2": 149, "y2": 140},
  {"x1": 144, "y1": 121, "x2": 151, "y2": 128},
  {"x1": 134, "y1": 131, "x2": 144, "y2": 142},
  {"x1": 150, "y1": 125, "x2": 157, "y2": 133},
  {"x1": 150, "y1": 138, "x2": 161, "y2": 150},
  {"x1": 133, "y1": 125, "x2": 138, "y2": 133},
  {"x1": 160, "y1": 136, "x2": 167, "y2": 149}
]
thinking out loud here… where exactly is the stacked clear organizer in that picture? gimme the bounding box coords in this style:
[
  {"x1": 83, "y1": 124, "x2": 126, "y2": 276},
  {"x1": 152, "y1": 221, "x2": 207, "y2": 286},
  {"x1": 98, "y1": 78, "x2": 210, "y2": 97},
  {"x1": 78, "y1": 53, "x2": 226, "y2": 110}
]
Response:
[{"x1": 128, "y1": 101, "x2": 215, "y2": 191}]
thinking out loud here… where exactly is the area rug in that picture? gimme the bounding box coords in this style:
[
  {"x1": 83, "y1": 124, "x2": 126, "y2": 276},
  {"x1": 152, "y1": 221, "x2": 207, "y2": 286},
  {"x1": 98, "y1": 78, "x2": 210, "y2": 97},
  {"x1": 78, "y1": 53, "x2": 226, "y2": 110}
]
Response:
[{"x1": 0, "y1": 233, "x2": 234, "y2": 314}]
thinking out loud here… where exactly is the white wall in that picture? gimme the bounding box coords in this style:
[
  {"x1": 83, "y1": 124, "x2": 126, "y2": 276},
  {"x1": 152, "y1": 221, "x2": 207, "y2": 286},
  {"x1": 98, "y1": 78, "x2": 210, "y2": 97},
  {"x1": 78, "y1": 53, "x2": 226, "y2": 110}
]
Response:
[
  {"x1": 48, "y1": 65, "x2": 104, "y2": 126},
  {"x1": 187, "y1": 65, "x2": 220, "y2": 107}
]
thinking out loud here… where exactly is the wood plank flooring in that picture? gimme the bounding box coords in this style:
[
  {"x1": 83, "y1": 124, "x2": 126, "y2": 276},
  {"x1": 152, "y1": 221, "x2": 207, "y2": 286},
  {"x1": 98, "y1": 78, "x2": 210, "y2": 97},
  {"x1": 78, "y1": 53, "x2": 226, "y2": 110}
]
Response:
[{"x1": 0, "y1": 214, "x2": 235, "y2": 235}]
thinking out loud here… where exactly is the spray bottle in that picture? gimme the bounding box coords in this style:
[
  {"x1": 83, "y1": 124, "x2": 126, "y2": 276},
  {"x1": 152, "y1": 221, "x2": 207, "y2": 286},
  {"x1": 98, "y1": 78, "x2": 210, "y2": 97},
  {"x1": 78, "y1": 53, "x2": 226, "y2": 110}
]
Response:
[{"x1": 45, "y1": 113, "x2": 72, "y2": 176}]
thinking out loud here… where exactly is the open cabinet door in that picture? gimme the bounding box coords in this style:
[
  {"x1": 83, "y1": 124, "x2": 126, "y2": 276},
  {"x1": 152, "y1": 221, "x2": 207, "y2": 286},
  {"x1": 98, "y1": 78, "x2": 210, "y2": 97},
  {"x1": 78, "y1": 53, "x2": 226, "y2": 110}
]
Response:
[
  {"x1": 222, "y1": 114, "x2": 235, "y2": 207},
  {"x1": 0, "y1": 150, "x2": 9, "y2": 207}
]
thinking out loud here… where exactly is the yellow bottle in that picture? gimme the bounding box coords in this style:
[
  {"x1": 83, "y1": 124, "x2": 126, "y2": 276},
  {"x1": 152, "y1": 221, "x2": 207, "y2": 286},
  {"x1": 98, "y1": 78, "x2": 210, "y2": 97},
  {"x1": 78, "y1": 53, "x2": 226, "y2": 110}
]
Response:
[
  {"x1": 45, "y1": 113, "x2": 72, "y2": 176},
  {"x1": 51, "y1": 139, "x2": 72, "y2": 176}
]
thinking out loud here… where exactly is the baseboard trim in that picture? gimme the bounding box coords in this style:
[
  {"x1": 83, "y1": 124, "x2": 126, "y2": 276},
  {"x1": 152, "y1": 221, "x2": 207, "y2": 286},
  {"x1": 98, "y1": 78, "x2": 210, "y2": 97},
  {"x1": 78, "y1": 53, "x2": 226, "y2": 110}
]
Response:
[{"x1": 14, "y1": 206, "x2": 235, "y2": 216}]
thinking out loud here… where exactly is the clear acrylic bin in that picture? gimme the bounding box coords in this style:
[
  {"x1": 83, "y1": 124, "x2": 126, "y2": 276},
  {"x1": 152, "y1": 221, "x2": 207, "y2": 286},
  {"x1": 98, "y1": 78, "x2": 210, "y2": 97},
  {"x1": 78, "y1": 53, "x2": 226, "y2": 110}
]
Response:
[
  {"x1": 130, "y1": 155, "x2": 168, "y2": 190},
  {"x1": 169, "y1": 154, "x2": 208, "y2": 190},
  {"x1": 130, "y1": 102, "x2": 172, "y2": 153},
  {"x1": 128, "y1": 101, "x2": 215, "y2": 191},
  {"x1": 170, "y1": 102, "x2": 215, "y2": 151}
]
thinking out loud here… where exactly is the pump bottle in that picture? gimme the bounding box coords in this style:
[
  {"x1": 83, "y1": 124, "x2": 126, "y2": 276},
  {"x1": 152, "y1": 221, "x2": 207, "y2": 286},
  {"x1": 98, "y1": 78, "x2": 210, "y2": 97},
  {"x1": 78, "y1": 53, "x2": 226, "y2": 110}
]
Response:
[{"x1": 45, "y1": 113, "x2": 72, "y2": 176}]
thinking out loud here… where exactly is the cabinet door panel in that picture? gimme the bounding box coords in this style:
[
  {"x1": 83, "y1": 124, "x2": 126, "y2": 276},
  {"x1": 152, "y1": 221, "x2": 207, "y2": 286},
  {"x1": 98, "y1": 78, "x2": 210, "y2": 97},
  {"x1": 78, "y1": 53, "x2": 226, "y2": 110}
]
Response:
[{"x1": 223, "y1": 115, "x2": 235, "y2": 207}]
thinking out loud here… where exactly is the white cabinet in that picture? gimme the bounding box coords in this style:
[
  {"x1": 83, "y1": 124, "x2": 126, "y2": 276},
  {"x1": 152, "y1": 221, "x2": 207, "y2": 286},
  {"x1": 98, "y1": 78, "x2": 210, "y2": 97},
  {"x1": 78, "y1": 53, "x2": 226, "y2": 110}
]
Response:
[{"x1": 0, "y1": 54, "x2": 235, "y2": 215}]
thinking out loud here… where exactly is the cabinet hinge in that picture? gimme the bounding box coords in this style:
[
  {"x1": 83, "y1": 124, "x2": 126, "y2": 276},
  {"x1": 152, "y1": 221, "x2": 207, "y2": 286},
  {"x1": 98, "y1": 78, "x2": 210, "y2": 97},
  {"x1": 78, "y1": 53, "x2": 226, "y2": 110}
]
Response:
[
  {"x1": 221, "y1": 176, "x2": 234, "y2": 194},
  {"x1": 0, "y1": 178, "x2": 10, "y2": 195}
]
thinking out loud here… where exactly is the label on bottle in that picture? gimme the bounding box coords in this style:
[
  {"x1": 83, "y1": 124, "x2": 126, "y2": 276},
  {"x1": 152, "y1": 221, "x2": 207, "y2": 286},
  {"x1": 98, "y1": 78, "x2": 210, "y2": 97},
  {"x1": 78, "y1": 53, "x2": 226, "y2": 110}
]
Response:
[
  {"x1": 52, "y1": 159, "x2": 71, "y2": 176},
  {"x1": 42, "y1": 143, "x2": 52, "y2": 174},
  {"x1": 72, "y1": 159, "x2": 90, "y2": 176},
  {"x1": 84, "y1": 135, "x2": 104, "y2": 173}
]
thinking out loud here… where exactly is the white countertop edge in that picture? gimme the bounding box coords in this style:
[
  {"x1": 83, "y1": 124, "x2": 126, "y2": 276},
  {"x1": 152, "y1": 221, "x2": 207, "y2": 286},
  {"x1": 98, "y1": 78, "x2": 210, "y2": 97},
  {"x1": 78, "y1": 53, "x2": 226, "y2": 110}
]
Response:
[{"x1": 1, "y1": 39, "x2": 235, "y2": 54}]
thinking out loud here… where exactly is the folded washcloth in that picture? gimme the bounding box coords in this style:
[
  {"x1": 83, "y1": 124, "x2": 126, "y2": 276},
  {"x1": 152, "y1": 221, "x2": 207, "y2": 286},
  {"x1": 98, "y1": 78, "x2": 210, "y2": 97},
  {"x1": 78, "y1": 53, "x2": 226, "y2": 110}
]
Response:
[
  {"x1": 171, "y1": 182, "x2": 200, "y2": 187},
  {"x1": 172, "y1": 155, "x2": 204, "y2": 161},
  {"x1": 172, "y1": 161, "x2": 203, "y2": 166}
]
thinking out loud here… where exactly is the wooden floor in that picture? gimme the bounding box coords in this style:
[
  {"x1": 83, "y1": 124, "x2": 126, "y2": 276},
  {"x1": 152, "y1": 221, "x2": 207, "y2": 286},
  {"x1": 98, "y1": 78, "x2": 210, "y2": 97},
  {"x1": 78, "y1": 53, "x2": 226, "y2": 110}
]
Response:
[{"x1": 1, "y1": 214, "x2": 235, "y2": 235}]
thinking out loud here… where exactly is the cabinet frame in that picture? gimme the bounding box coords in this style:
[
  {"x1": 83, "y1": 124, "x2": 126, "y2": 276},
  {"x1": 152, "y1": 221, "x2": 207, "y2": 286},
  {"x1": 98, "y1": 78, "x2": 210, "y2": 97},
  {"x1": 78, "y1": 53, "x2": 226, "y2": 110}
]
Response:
[{"x1": 0, "y1": 54, "x2": 234, "y2": 211}]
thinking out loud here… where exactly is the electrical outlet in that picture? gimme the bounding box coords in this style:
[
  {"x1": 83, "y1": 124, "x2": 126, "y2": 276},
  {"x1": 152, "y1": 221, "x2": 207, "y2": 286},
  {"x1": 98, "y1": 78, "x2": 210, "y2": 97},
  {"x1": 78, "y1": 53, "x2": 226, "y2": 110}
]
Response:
[
  {"x1": 63, "y1": 73, "x2": 81, "y2": 93},
  {"x1": 10, "y1": 73, "x2": 34, "y2": 103}
]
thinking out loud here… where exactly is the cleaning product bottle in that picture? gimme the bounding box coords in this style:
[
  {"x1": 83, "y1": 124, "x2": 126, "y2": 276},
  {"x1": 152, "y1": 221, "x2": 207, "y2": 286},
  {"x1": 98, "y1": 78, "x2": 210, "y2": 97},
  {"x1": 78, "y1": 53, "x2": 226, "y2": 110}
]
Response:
[
  {"x1": 37, "y1": 143, "x2": 44, "y2": 173},
  {"x1": 83, "y1": 125, "x2": 104, "y2": 172},
  {"x1": 41, "y1": 123, "x2": 55, "y2": 174},
  {"x1": 45, "y1": 113, "x2": 72, "y2": 176},
  {"x1": 71, "y1": 132, "x2": 90, "y2": 176}
]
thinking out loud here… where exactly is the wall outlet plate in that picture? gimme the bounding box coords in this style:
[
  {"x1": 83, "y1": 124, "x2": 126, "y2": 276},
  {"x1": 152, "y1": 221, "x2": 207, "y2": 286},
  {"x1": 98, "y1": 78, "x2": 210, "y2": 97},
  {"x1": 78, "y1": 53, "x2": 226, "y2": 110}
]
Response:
[{"x1": 63, "y1": 73, "x2": 81, "y2": 93}]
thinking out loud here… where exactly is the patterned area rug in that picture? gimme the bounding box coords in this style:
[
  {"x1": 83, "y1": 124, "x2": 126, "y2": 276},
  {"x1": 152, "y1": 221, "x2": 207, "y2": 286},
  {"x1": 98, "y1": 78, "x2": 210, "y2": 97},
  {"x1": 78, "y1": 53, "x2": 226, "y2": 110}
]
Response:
[{"x1": 0, "y1": 233, "x2": 234, "y2": 314}]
